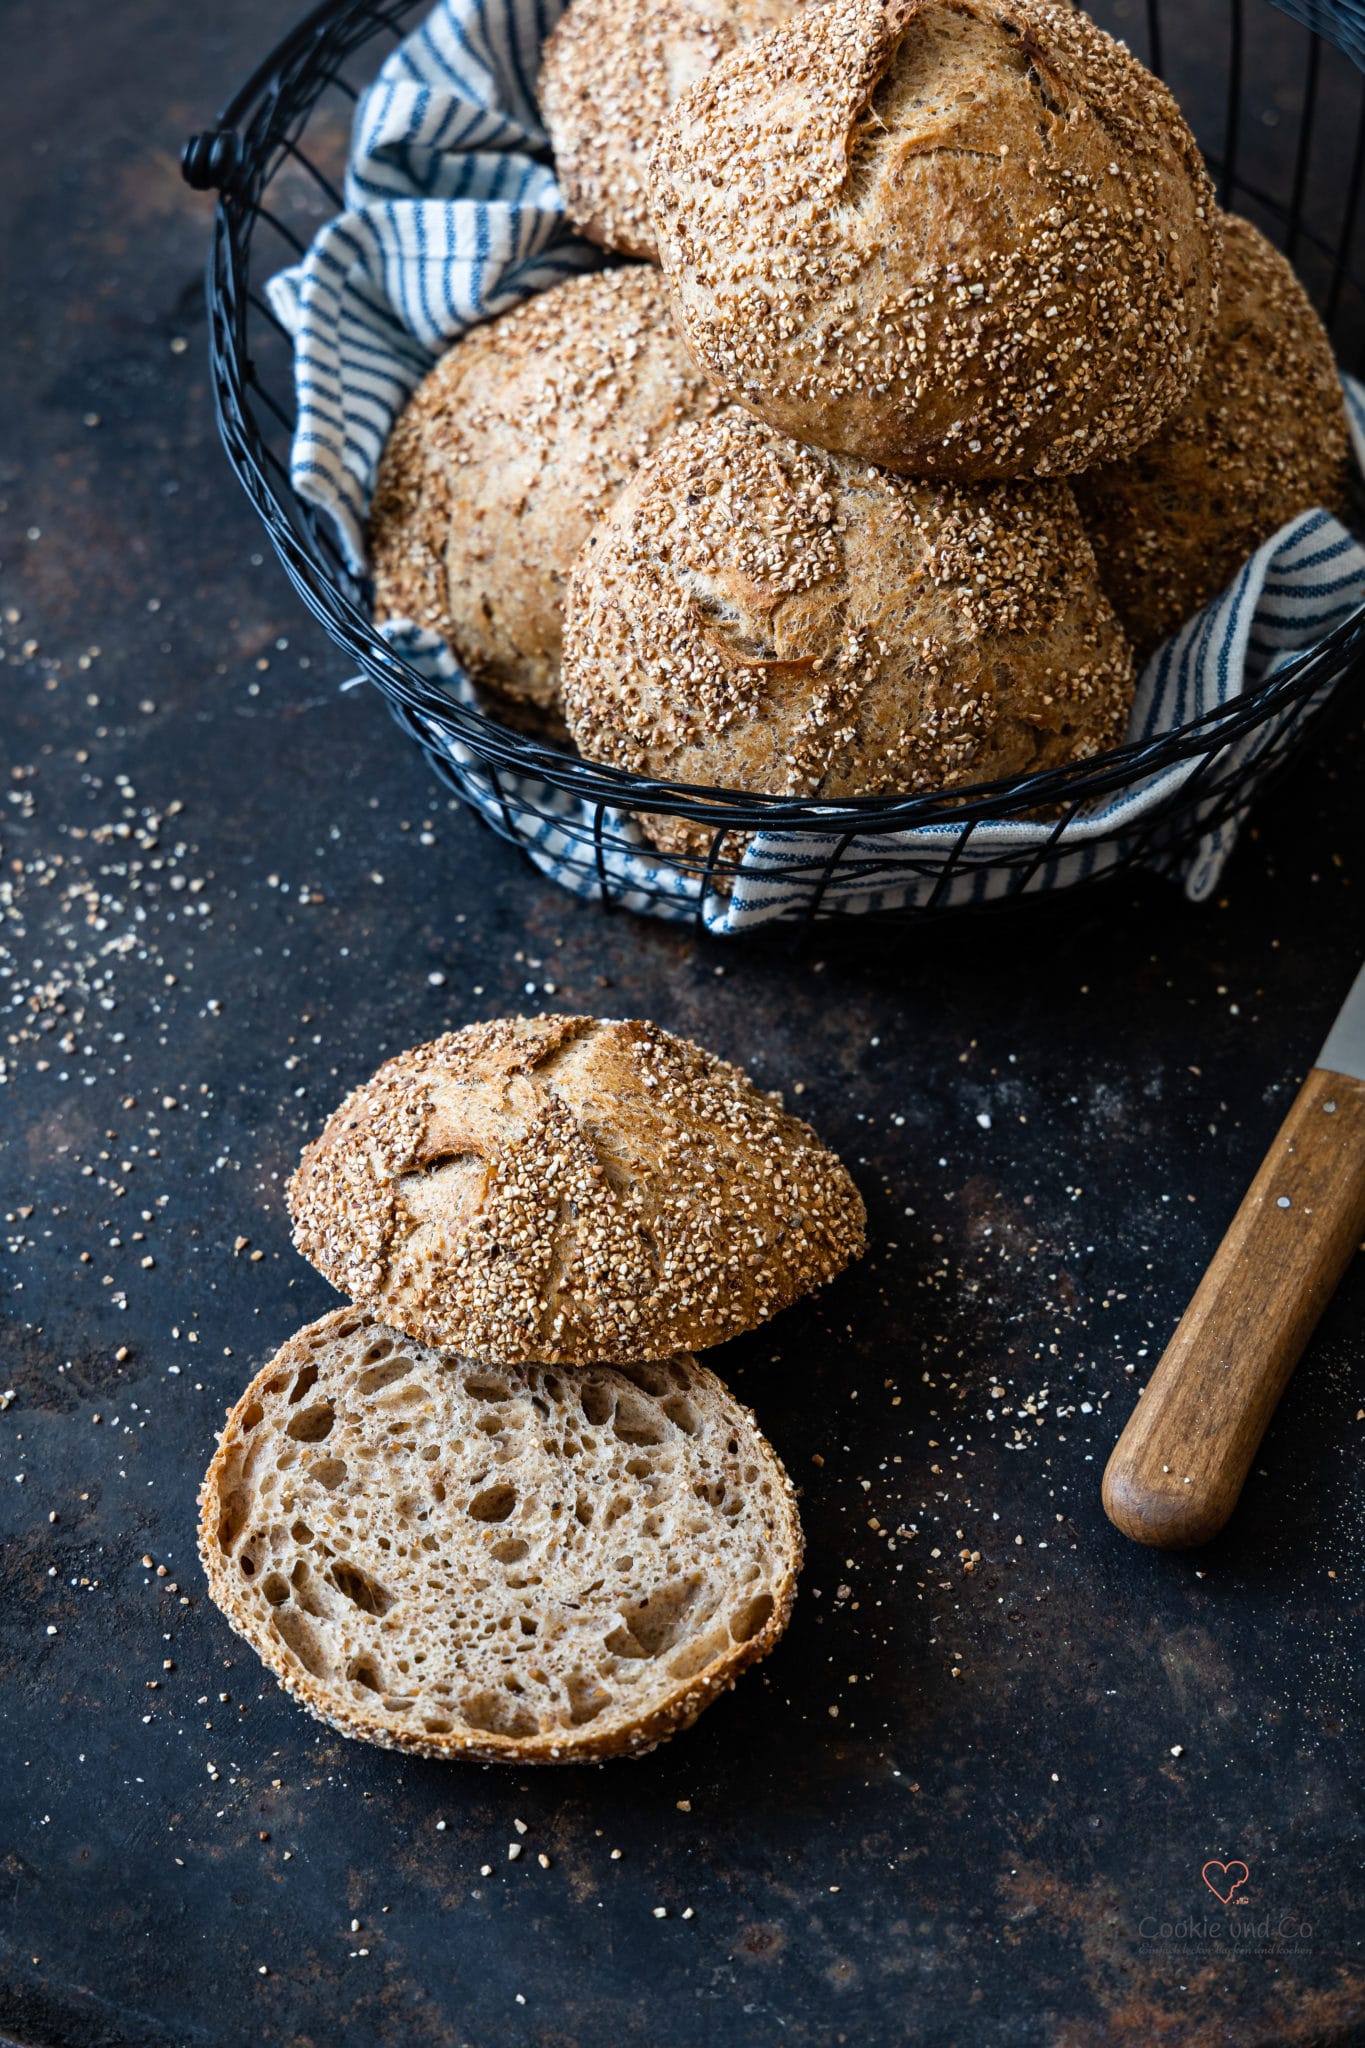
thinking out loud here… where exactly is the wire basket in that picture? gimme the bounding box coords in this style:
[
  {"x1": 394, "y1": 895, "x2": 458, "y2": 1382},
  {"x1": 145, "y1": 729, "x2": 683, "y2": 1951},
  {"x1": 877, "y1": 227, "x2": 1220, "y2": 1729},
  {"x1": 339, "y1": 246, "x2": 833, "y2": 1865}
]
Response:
[{"x1": 184, "y1": 0, "x2": 1365, "y2": 932}]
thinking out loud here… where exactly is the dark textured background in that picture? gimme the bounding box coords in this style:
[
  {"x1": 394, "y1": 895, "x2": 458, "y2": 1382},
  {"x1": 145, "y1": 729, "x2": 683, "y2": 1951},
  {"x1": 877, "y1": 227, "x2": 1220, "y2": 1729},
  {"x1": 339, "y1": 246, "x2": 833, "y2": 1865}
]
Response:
[{"x1": 2, "y1": 2, "x2": 1364, "y2": 2044}]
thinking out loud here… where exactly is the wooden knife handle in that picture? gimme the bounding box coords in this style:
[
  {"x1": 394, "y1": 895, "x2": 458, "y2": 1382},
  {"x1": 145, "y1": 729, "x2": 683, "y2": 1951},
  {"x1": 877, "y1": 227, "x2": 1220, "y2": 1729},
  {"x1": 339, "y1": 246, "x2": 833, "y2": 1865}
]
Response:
[{"x1": 1102, "y1": 1066, "x2": 1365, "y2": 1548}]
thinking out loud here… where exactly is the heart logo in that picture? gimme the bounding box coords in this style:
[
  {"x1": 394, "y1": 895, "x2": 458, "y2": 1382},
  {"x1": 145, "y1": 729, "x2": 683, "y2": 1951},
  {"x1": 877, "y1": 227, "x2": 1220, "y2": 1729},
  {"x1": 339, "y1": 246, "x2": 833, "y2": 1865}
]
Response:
[{"x1": 1201, "y1": 1860, "x2": 1250, "y2": 1905}]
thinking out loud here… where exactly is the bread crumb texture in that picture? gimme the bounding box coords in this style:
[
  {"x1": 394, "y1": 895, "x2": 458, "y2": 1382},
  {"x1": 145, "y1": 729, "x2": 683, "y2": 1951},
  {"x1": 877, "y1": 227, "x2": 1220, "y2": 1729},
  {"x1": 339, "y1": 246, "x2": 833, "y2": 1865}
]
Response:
[
  {"x1": 199, "y1": 1310, "x2": 802, "y2": 1762},
  {"x1": 562, "y1": 409, "x2": 1134, "y2": 858},
  {"x1": 287, "y1": 1014, "x2": 866, "y2": 1363},
  {"x1": 368, "y1": 266, "x2": 719, "y2": 713},
  {"x1": 540, "y1": 0, "x2": 799, "y2": 260},
  {"x1": 649, "y1": 0, "x2": 1222, "y2": 479},
  {"x1": 1075, "y1": 212, "x2": 1350, "y2": 655}
]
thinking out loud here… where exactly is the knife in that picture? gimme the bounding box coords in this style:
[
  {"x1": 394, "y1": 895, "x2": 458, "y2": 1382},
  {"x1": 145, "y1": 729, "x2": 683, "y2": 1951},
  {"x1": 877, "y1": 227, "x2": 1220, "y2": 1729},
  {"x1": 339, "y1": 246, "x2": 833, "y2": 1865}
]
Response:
[{"x1": 1102, "y1": 962, "x2": 1365, "y2": 1548}]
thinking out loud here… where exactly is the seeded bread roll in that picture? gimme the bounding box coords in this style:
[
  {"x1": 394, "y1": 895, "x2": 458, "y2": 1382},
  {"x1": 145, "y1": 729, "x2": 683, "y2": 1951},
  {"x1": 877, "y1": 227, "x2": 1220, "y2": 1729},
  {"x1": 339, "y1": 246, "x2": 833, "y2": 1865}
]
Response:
[
  {"x1": 649, "y1": 0, "x2": 1221, "y2": 481},
  {"x1": 368, "y1": 266, "x2": 719, "y2": 716},
  {"x1": 288, "y1": 1014, "x2": 865, "y2": 1364},
  {"x1": 199, "y1": 1310, "x2": 802, "y2": 1762},
  {"x1": 539, "y1": 0, "x2": 800, "y2": 261},
  {"x1": 561, "y1": 410, "x2": 1135, "y2": 860},
  {"x1": 1075, "y1": 214, "x2": 1351, "y2": 657}
]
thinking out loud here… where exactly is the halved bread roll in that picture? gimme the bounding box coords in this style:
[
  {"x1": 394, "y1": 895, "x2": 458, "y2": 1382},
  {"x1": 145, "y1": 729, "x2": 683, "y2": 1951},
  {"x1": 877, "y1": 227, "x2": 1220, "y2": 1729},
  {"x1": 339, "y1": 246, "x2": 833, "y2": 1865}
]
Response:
[
  {"x1": 198, "y1": 1310, "x2": 802, "y2": 1762},
  {"x1": 287, "y1": 1014, "x2": 865, "y2": 1365}
]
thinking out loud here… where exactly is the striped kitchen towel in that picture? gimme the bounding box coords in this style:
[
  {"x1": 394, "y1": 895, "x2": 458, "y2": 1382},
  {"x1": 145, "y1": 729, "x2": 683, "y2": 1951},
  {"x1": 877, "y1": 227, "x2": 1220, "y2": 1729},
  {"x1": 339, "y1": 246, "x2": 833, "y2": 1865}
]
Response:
[
  {"x1": 266, "y1": 0, "x2": 598, "y2": 570},
  {"x1": 268, "y1": 0, "x2": 1365, "y2": 933}
]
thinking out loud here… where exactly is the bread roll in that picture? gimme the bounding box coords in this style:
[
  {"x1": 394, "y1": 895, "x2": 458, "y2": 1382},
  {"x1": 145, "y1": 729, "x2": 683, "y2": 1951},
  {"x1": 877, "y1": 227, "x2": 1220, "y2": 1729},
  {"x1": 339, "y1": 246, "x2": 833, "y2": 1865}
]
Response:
[
  {"x1": 561, "y1": 410, "x2": 1135, "y2": 860},
  {"x1": 539, "y1": 0, "x2": 799, "y2": 261},
  {"x1": 649, "y1": 0, "x2": 1222, "y2": 480},
  {"x1": 368, "y1": 265, "x2": 718, "y2": 715},
  {"x1": 287, "y1": 1014, "x2": 866, "y2": 1364},
  {"x1": 199, "y1": 1310, "x2": 802, "y2": 1762},
  {"x1": 1075, "y1": 214, "x2": 1350, "y2": 656}
]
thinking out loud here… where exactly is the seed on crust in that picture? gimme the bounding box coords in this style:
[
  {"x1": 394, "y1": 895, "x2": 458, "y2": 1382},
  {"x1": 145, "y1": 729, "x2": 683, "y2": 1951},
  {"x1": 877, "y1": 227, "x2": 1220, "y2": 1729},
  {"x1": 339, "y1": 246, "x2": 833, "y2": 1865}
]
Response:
[
  {"x1": 368, "y1": 266, "x2": 720, "y2": 715},
  {"x1": 1075, "y1": 213, "x2": 1351, "y2": 656},
  {"x1": 198, "y1": 1309, "x2": 803, "y2": 1763},
  {"x1": 539, "y1": 0, "x2": 801, "y2": 261},
  {"x1": 648, "y1": 0, "x2": 1222, "y2": 480},
  {"x1": 561, "y1": 409, "x2": 1135, "y2": 861},
  {"x1": 286, "y1": 1015, "x2": 866, "y2": 1364}
]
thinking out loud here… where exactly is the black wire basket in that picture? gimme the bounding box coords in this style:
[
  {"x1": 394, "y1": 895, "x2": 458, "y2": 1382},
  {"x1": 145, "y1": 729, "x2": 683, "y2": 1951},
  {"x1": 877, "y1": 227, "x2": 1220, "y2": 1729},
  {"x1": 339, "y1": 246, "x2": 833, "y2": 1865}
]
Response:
[{"x1": 184, "y1": 0, "x2": 1365, "y2": 933}]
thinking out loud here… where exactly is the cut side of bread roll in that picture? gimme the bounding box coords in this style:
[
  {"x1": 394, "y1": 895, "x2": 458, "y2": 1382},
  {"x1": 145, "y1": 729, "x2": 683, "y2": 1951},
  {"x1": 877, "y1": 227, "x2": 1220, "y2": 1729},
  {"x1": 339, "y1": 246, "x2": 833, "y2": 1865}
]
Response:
[{"x1": 198, "y1": 1311, "x2": 802, "y2": 1762}]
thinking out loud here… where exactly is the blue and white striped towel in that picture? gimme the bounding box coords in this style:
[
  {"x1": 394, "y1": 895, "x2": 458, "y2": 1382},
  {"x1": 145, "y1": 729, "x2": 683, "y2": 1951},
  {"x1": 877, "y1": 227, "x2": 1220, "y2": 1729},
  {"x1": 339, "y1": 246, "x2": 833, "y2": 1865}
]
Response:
[{"x1": 268, "y1": 0, "x2": 1365, "y2": 933}]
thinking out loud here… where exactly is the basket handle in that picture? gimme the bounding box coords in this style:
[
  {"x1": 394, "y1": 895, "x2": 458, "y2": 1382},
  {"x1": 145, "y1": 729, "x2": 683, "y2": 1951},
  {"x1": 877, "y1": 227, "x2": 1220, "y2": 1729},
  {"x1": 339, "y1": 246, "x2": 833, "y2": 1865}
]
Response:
[{"x1": 182, "y1": 130, "x2": 245, "y2": 193}]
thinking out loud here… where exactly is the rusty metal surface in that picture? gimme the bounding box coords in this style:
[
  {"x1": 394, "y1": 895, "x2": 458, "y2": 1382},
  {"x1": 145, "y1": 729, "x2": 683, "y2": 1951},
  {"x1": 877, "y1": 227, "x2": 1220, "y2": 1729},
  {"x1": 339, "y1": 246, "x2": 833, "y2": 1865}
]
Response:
[{"x1": 2, "y1": 3, "x2": 1364, "y2": 2043}]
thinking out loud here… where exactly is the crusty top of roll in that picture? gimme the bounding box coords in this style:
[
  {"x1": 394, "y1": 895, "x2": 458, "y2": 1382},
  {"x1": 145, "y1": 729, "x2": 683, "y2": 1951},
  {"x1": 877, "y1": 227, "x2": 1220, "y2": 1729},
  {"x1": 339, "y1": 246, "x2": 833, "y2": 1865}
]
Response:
[
  {"x1": 561, "y1": 410, "x2": 1135, "y2": 860},
  {"x1": 369, "y1": 265, "x2": 719, "y2": 713},
  {"x1": 288, "y1": 1014, "x2": 866, "y2": 1364},
  {"x1": 540, "y1": 0, "x2": 799, "y2": 260},
  {"x1": 1076, "y1": 212, "x2": 1350, "y2": 655},
  {"x1": 649, "y1": 0, "x2": 1222, "y2": 480}
]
